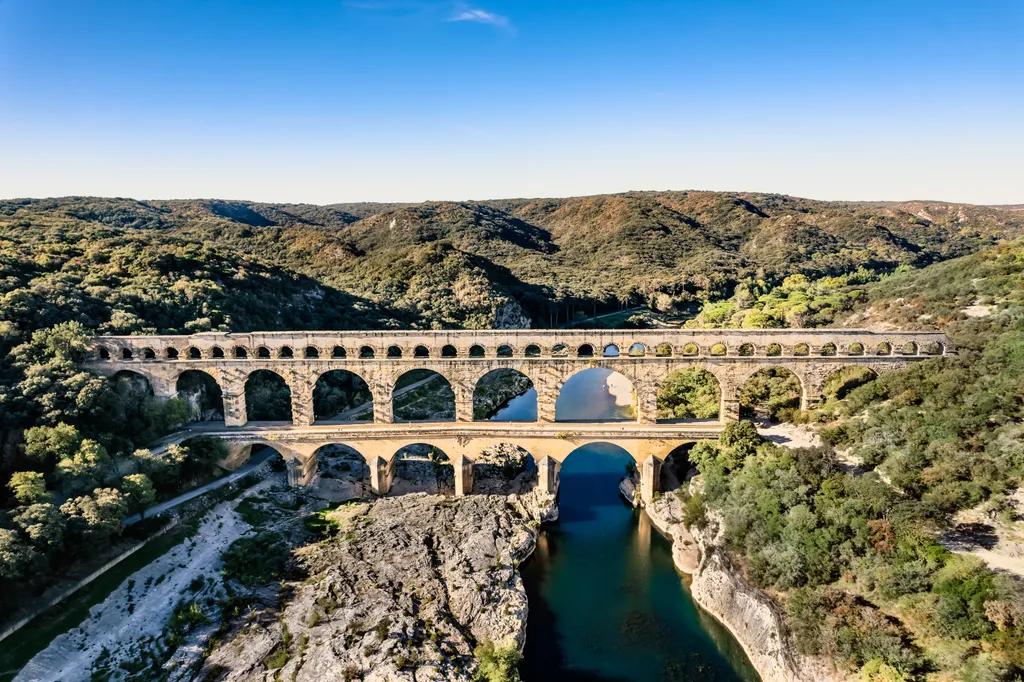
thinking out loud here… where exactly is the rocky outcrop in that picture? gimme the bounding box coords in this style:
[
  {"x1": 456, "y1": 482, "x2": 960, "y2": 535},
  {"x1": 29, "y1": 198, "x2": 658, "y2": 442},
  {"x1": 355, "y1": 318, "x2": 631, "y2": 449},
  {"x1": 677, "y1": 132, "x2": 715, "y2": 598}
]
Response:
[
  {"x1": 644, "y1": 492, "x2": 699, "y2": 573},
  {"x1": 200, "y1": 491, "x2": 555, "y2": 682},
  {"x1": 645, "y1": 491, "x2": 849, "y2": 682}
]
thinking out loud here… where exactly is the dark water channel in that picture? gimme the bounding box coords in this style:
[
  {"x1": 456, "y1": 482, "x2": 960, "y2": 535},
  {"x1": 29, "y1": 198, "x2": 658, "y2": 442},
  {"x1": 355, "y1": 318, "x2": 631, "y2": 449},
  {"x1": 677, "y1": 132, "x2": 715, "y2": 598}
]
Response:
[{"x1": 494, "y1": 369, "x2": 761, "y2": 682}]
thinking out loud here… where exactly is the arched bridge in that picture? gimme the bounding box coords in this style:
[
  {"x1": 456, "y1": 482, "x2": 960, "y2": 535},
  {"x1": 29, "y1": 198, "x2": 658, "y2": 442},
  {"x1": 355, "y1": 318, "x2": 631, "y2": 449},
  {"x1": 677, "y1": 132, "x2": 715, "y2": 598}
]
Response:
[
  {"x1": 86, "y1": 328, "x2": 952, "y2": 426},
  {"x1": 87, "y1": 329, "x2": 951, "y2": 503},
  {"x1": 154, "y1": 420, "x2": 725, "y2": 504}
]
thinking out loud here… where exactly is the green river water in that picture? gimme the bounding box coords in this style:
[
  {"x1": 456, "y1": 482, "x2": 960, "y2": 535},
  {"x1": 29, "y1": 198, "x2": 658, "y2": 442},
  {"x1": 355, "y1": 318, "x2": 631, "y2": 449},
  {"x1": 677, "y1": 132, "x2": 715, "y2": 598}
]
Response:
[{"x1": 494, "y1": 369, "x2": 762, "y2": 682}]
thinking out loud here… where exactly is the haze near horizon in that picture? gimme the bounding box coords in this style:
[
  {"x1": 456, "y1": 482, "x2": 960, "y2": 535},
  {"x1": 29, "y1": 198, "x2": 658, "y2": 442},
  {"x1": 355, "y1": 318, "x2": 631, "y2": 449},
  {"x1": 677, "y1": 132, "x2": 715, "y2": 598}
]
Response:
[{"x1": 1, "y1": 0, "x2": 1021, "y2": 205}]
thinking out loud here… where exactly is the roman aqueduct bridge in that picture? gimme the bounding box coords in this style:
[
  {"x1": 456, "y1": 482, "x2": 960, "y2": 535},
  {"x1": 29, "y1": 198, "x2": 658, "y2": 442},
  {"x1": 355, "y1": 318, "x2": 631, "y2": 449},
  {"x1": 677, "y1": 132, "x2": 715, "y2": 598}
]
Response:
[{"x1": 86, "y1": 328, "x2": 951, "y2": 502}]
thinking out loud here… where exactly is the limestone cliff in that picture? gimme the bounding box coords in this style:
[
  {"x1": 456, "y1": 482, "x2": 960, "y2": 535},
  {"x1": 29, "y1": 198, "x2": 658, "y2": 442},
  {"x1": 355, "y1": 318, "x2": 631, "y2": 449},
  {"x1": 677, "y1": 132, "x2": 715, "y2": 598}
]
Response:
[
  {"x1": 645, "y1": 493, "x2": 851, "y2": 682},
  {"x1": 199, "y1": 491, "x2": 554, "y2": 682}
]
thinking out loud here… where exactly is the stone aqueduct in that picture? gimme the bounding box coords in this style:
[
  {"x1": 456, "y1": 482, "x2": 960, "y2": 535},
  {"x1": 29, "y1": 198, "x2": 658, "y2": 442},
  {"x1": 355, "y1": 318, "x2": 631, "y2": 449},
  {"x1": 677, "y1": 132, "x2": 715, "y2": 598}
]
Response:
[{"x1": 87, "y1": 329, "x2": 951, "y2": 503}]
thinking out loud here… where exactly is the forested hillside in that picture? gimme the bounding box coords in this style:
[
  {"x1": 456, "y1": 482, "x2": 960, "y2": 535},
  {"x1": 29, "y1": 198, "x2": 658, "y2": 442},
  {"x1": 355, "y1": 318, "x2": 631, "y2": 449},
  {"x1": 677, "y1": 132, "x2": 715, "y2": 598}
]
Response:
[{"x1": 2, "y1": 192, "x2": 1024, "y2": 680}]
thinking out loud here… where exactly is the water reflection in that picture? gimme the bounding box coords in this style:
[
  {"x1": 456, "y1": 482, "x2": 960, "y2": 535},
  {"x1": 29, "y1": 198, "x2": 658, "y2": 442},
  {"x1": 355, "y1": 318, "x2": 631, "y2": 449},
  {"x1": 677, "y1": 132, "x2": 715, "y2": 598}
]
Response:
[{"x1": 515, "y1": 369, "x2": 760, "y2": 682}]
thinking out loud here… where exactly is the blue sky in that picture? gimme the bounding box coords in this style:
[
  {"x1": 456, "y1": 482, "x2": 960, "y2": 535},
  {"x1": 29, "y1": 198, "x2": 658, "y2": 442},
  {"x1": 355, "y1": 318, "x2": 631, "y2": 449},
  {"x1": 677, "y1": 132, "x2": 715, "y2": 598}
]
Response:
[{"x1": 1, "y1": 0, "x2": 1022, "y2": 204}]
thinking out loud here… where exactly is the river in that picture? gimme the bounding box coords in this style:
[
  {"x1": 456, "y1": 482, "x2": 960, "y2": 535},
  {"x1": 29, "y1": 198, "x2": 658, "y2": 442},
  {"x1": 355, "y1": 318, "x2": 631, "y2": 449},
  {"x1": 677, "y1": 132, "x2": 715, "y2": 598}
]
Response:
[{"x1": 493, "y1": 368, "x2": 761, "y2": 682}]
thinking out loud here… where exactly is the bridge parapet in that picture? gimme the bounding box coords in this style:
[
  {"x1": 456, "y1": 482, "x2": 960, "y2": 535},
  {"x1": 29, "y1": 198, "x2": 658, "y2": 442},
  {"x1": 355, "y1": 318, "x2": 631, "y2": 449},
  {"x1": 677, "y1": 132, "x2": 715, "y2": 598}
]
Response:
[{"x1": 87, "y1": 328, "x2": 952, "y2": 363}]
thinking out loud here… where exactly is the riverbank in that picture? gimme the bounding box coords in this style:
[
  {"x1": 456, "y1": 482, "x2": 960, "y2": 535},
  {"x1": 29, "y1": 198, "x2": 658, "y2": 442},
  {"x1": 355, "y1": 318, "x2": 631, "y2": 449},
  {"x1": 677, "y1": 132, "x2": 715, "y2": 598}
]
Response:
[{"x1": 645, "y1": 491, "x2": 850, "y2": 682}]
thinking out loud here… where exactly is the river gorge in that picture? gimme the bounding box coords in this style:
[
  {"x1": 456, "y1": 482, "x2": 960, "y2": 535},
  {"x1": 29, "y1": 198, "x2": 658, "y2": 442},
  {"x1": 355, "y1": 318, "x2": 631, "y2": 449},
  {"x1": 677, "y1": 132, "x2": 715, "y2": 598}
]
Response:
[{"x1": 495, "y1": 369, "x2": 761, "y2": 682}]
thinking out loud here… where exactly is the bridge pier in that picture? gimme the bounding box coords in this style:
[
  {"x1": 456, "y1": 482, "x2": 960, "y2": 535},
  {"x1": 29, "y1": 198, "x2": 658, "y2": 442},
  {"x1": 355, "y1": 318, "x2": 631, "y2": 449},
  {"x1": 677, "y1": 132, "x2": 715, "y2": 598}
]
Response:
[
  {"x1": 636, "y1": 383, "x2": 658, "y2": 424},
  {"x1": 537, "y1": 456, "x2": 560, "y2": 495},
  {"x1": 223, "y1": 391, "x2": 247, "y2": 427},
  {"x1": 454, "y1": 383, "x2": 474, "y2": 423},
  {"x1": 639, "y1": 455, "x2": 662, "y2": 505},
  {"x1": 454, "y1": 456, "x2": 474, "y2": 496},
  {"x1": 373, "y1": 391, "x2": 394, "y2": 424},
  {"x1": 720, "y1": 396, "x2": 741, "y2": 423},
  {"x1": 291, "y1": 381, "x2": 315, "y2": 427},
  {"x1": 370, "y1": 456, "x2": 395, "y2": 495}
]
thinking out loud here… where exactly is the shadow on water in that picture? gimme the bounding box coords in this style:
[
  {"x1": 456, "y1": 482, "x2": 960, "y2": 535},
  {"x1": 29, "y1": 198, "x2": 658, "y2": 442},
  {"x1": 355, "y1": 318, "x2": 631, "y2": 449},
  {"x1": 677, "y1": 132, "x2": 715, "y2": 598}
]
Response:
[{"x1": 519, "y1": 442, "x2": 761, "y2": 682}]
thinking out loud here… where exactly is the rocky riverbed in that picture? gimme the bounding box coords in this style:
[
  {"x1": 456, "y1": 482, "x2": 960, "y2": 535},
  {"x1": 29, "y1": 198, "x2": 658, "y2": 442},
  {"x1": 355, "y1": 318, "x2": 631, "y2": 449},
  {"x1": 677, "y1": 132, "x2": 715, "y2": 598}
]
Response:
[{"x1": 198, "y1": 489, "x2": 555, "y2": 682}]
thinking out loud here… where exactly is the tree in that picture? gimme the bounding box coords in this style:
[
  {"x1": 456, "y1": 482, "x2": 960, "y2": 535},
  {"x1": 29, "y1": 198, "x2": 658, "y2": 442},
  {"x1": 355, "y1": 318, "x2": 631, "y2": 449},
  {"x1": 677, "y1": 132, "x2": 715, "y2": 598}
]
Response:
[
  {"x1": 60, "y1": 488, "x2": 128, "y2": 549},
  {"x1": 23, "y1": 422, "x2": 82, "y2": 466},
  {"x1": 12, "y1": 323, "x2": 109, "y2": 424},
  {"x1": 7, "y1": 470, "x2": 49, "y2": 505},
  {"x1": 55, "y1": 439, "x2": 111, "y2": 496},
  {"x1": 718, "y1": 419, "x2": 762, "y2": 469},
  {"x1": 121, "y1": 474, "x2": 156, "y2": 512},
  {"x1": 0, "y1": 529, "x2": 39, "y2": 579},
  {"x1": 473, "y1": 639, "x2": 521, "y2": 682},
  {"x1": 13, "y1": 503, "x2": 66, "y2": 550},
  {"x1": 133, "y1": 447, "x2": 183, "y2": 493},
  {"x1": 740, "y1": 368, "x2": 801, "y2": 421},
  {"x1": 656, "y1": 368, "x2": 721, "y2": 419}
]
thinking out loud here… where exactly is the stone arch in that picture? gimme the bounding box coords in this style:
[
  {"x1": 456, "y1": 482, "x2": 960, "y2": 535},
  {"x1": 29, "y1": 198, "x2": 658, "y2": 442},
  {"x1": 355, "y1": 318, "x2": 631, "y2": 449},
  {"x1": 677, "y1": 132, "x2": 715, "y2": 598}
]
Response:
[
  {"x1": 359, "y1": 345, "x2": 375, "y2": 359},
  {"x1": 551, "y1": 343, "x2": 569, "y2": 357},
  {"x1": 656, "y1": 342, "x2": 674, "y2": 357},
  {"x1": 524, "y1": 344, "x2": 541, "y2": 357},
  {"x1": 577, "y1": 343, "x2": 594, "y2": 357},
  {"x1": 709, "y1": 343, "x2": 727, "y2": 356},
  {"x1": 680, "y1": 342, "x2": 698, "y2": 357},
  {"x1": 874, "y1": 341, "x2": 892, "y2": 355},
  {"x1": 121, "y1": 347, "x2": 134, "y2": 360},
  {"x1": 765, "y1": 343, "x2": 782, "y2": 356},
  {"x1": 143, "y1": 348, "x2": 156, "y2": 360},
  {"x1": 176, "y1": 370, "x2": 224, "y2": 422},
  {"x1": 279, "y1": 346, "x2": 294, "y2": 359},
  {"x1": 558, "y1": 442, "x2": 643, "y2": 503},
  {"x1": 165, "y1": 347, "x2": 180, "y2": 360},
  {"x1": 244, "y1": 369, "x2": 292, "y2": 422},
  {"x1": 847, "y1": 342, "x2": 865, "y2": 356},
  {"x1": 332, "y1": 346, "x2": 347, "y2": 359},
  {"x1": 473, "y1": 368, "x2": 536, "y2": 421},
  {"x1": 660, "y1": 442, "x2": 697, "y2": 493},
  {"x1": 110, "y1": 369, "x2": 153, "y2": 395},
  {"x1": 922, "y1": 341, "x2": 944, "y2": 355},
  {"x1": 900, "y1": 341, "x2": 918, "y2": 355},
  {"x1": 387, "y1": 345, "x2": 403, "y2": 359},
  {"x1": 233, "y1": 346, "x2": 248, "y2": 359},
  {"x1": 496, "y1": 344, "x2": 514, "y2": 358},
  {"x1": 603, "y1": 344, "x2": 620, "y2": 357},
  {"x1": 820, "y1": 342, "x2": 837, "y2": 357},
  {"x1": 656, "y1": 366, "x2": 721, "y2": 421},
  {"x1": 740, "y1": 367, "x2": 802, "y2": 421},
  {"x1": 738, "y1": 343, "x2": 754, "y2": 357},
  {"x1": 313, "y1": 369, "x2": 373, "y2": 422},
  {"x1": 392, "y1": 369, "x2": 455, "y2": 422},
  {"x1": 257, "y1": 346, "x2": 271, "y2": 359},
  {"x1": 211, "y1": 346, "x2": 225, "y2": 359},
  {"x1": 469, "y1": 345, "x2": 485, "y2": 358},
  {"x1": 555, "y1": 367, "x2": 636, "y2": 422},
  {"x1": 98, "y1": 346, "x2": 111, "y2": 360},
  {"x1": 313, "y1": 444, "x2": 369, "y2": 499},
  {"x1": 388, "y1": 443, "x2": 455, "y2": 496},
  {"x1": 627, "y1": 343, "x2": 646, "y2": 357},
  {"x1": 188, "y1": 346, "x2": 202, "y2": 360},
  {"x1": 793, "y1": 342, "x2": 810, "y2": 357},
  {"x1": 821, "y1": 365, "x2": 878, "y2": 402},
  {"x1": 473, "y1": 443, "x2": 534, "y2": 494},
  {"x1": 414, "y1": 345, "x2": 430, "y2": 358},
  {"x1": 441, "y1": 344, "x2": 458, "y2": 358},
  {"x1": 304, "y1": 346, "x2": 320, "y2": 359}
]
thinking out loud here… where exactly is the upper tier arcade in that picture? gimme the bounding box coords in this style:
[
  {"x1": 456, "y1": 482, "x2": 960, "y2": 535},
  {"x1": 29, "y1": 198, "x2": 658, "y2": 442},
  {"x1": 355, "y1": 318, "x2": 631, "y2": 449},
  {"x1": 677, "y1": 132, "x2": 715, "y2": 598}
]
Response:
[{"x1": 85, "y1": 328, "x2": 952, "y2": 428}]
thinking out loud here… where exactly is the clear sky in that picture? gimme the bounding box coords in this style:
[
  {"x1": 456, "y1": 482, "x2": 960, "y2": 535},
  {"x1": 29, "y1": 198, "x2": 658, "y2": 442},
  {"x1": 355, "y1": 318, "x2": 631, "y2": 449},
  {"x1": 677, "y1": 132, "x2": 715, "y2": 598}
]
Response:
[{"x1": 1, "y1": 0, "x2": 1022, "y2": 204}]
